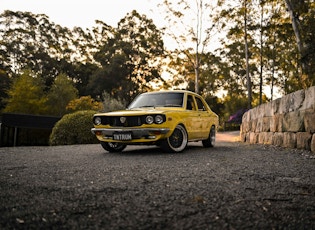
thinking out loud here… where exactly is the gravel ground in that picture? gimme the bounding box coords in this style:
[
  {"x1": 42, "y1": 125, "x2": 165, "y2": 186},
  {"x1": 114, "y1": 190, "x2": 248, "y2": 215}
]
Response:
[{"x1": 0, "y1": 132, "x2": 315, "y2": 229}]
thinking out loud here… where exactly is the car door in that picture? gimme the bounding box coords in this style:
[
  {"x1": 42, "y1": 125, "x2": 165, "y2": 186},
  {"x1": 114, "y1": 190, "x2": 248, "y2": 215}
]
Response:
[
  {"x1": 185, "y1": 94, "x2": 201, "y2": 140},
  {"x1": 195, "y1": 96, "x2": 212, "y2": 138}
]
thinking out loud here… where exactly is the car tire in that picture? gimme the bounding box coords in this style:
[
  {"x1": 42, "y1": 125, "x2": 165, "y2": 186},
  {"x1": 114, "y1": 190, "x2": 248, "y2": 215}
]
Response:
[
  {"x1": 202, "y1": 125, "x2": 215, "y2": 148},
  {"x1": 101, "y1": 142, "x2": 127, "y2": 152},
  {"x1": 161, "y1": 124, "x2": 188, "y2": 153}
]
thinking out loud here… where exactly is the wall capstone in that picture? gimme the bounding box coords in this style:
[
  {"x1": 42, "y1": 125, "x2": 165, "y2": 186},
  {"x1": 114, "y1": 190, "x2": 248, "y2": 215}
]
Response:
[{"x1": 241, "y1": 86, "x2": 315, "y2": 153}]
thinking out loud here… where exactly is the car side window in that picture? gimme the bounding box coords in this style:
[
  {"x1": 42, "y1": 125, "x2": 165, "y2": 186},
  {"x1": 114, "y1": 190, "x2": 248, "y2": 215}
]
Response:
[
  {"x1": 186, "y1": 95, "x2": 195, "y2": 110},
  {"x1": 196, "y1": 97, "x2": 206, "y2": 111}
]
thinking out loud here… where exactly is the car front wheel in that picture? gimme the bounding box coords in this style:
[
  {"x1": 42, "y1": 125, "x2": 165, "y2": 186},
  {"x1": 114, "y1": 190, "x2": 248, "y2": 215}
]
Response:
[
  {"x1": 101, "y1": 142, "x2": 127, "y2": 153},
  {"x1": 202, "y1": 125, "x2": 215, "y2": 147},
  {"x1": 161, "y1": 124, "x2": 188, "y2": 153}
]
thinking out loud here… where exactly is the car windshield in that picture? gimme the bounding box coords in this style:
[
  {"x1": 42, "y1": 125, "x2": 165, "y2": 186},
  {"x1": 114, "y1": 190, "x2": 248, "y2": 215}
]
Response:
[{"x1": 128, "y1": 92, "x2": 184, "y2": 109}]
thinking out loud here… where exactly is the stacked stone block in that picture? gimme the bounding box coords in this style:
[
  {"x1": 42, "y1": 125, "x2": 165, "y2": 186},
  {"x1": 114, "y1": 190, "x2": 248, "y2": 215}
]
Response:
[{"x1": 241, "y1": 86, "x2": 315, "y2": 153}]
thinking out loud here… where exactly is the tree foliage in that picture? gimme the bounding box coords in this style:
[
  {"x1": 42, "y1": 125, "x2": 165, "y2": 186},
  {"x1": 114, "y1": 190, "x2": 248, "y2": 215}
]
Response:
[
  {"x1": 0, "y1": 69, "x2": 11, "y2": 111},
  {"x1": 0, "y1": 10, "x2": 103, "y2": 93},
  {"x1": 3, "y1": 70, "x2": 81, "y2": 116},
  {"x1": 0, "y1": 9, "x2": 166, "y2": 114},
  {"x1": 92, "y1": 10, "x2": 165, "y2": 102},
  {"x1": 216, "y1": 0, "x2": 315, "y2": 104},
  {"x1": 160, "y1": 0, "x2": 223, "y2": 94},
  {"x1": 66, "y1": 96, "x2": 103, "y2": 113},
  {"x1": 285, "y1": 0, "x2": 315, "y2": 83},
  {"x1": 3, "y1": 70, "x2": 48, "y2": 115},
  {"x1": 47, "y1": 73, "x2": 79, "y2": 116}
]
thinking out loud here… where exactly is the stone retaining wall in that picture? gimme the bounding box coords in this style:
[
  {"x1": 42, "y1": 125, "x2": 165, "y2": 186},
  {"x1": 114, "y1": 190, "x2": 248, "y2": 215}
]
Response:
[{"x1": 240, "y1": 86, "x2": 315, "y2": 153}]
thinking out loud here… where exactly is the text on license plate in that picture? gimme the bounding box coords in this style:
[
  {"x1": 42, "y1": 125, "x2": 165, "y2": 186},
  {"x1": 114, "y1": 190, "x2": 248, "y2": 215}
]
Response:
[{"x1": 113, "y1": 132, "x2": 132, "y2": 140}]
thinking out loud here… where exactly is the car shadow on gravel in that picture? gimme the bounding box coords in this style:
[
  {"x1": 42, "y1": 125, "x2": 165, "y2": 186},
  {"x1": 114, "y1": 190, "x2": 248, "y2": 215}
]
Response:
[
  {"x1": 105, "y1": 146, "x2": 167, "y2": 156},
  {"x1": 101, "y1": 145, "x2": 203, "y2": 156},
  {"x1": 101, "y1": 141, "x2": 236, "y2": 157}
]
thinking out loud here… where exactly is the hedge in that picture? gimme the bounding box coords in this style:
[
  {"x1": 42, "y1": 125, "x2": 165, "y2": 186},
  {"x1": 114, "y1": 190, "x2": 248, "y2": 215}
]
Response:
[{"x1": 49, "y1": 110, "x2": 99, "y2": 145}]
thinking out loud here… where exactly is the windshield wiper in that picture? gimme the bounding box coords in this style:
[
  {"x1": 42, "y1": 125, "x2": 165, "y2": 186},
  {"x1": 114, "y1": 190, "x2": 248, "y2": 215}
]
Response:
[
  {"x1": 139, "y1": 105, "x2": 155, "y2": 108},
  {"x1": 128, "y1": 105, "x2": 155, "y2": 109}
]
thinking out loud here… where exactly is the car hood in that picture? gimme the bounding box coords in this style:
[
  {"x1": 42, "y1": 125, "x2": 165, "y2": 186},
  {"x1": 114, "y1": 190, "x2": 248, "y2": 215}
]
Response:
[{"x1": 96, "y1": 107, "x2": 184, "y2": 116}]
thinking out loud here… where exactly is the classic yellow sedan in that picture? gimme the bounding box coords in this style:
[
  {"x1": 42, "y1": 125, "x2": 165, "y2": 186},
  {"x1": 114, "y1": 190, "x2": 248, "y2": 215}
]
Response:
[{"x1": 91, "y1": 90, "x2": 219, "y2": 153}]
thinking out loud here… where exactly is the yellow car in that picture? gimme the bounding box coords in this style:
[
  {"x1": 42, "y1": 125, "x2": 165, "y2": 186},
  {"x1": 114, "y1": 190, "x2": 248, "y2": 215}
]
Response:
[{"x1": 91, "y1": 90, "x2": 219, "y2": 153}]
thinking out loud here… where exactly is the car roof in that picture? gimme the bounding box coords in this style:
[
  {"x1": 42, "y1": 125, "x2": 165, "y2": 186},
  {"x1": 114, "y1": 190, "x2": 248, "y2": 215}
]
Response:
[{"x1": 141, "y1": 90, "x2": 201, "y2": 97}]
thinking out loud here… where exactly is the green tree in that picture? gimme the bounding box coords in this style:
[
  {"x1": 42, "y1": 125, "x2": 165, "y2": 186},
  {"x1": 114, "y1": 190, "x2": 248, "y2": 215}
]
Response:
[
  {"x1": 285, "y1": 0, "x2": 315, "y2": 86},
  {"x1": 0, "y1": 11, "x2": 61, "y2": 81},
  {"x1": 217, "y1": 0, "x2": 261, "y2": 108},
  {"x1": 262, "y1": 1, "x2": 300, "y2": 96},
  {"x1": 221, "y1": 93, "x2": 248, "y2": 122},
  {"x1": 46, "y1": 73, "x2": 78, "y2": 116},
  {"x1": 0, "y1": 69, "x2": 11, "y2": 111},
  {"x1": 198, "y1": 52, "x2": 229, "y2": 98},
  {"x1": 166, "y1": 50, "x2": 227, "y2": 98},
  {"x1": 0, "y1": 10, "x2": 100, "y2": 89},
  {"x1": 93, "y1": 10, "x2": 165, "y2": 102},
  {"x1": 3, "y1": 69, "x2": 48, "y2": 115},
  {"x1": 160, "y1": 0, "x2": 223, "y2": 94},
  {"x1": 73, "y1": 62, "x2": 99, "y2": 96},
  {"x1": 218, "y1": 0, "x2": 314, "y2": 103}
]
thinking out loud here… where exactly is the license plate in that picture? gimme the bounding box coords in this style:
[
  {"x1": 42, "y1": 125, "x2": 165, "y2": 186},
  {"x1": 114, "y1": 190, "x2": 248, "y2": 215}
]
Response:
[{"x1": 113, "y1": 132, "x2": 132, "y2": 141}]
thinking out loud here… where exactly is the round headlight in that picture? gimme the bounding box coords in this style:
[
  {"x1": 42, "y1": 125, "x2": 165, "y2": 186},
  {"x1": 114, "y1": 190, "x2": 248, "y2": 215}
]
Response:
[
  {"x1": 94, "y1": 117, "x2": 102, "y2": 125},
  {"x1": 146, "y1": 115, "x2": 154, "y2": 124},
  {"x1": 155, "y1": 115, "x2": 164, "y2": 124}
]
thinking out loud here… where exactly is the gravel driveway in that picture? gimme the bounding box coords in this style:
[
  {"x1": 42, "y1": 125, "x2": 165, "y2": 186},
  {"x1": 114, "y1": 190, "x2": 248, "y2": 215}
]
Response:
[{"x1": 0, "y1": 132, "x2": 314, "y2": 229}]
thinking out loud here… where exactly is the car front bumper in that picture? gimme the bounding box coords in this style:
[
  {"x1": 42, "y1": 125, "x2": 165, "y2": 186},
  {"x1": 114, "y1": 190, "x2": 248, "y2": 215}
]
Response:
[{"x1": 91, "y1": 127, "x2": 171, "y2": 142}]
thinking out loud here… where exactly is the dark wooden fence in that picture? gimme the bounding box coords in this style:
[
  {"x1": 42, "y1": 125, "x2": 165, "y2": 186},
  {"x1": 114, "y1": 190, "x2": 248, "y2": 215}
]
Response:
[{"x1": 0, "y1": 113, "x2": 60, "y2": 147}]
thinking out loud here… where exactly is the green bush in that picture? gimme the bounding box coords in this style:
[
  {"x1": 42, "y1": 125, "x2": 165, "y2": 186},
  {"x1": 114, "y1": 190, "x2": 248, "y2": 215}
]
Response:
[{"x1": 49, "y1": 110, "x2": 98, "y2": 145}]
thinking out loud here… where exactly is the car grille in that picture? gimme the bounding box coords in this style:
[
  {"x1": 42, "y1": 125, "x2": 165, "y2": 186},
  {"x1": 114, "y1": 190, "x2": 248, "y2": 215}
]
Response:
[{"x1": 101, "y1": 116, "x2": 143, "y2": 127}]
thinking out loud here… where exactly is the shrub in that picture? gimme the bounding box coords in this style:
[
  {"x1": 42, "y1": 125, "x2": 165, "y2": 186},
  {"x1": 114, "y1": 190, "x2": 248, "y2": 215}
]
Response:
[
  {"x1": 66, "y1": 96, "x2": 103, "y2": 113},
  {"x1": 49, "y1": 110, "x2": 98, "y2": 145}
]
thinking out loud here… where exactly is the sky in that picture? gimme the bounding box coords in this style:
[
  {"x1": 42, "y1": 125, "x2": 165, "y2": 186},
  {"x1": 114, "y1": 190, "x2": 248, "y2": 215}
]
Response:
[{"x1": 0, "y1": 0, "x2": 163, "y2": 29}]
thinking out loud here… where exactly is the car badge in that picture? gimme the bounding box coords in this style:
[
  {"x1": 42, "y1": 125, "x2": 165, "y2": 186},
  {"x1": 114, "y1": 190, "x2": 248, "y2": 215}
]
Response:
[{"x1": 120, "y1": 117, "x2": 126, "y2": 123}]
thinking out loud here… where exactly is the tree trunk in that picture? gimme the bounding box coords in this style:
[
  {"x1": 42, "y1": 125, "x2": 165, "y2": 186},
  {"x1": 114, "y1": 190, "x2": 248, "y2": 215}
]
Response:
[
  {"x1": 259, "y1": 0, "x2": 264, "y2": 105},
  {"x1": 284, "y1": 0, "x2": 312, "y2": 79},
  {"x1": 284, "y1": 0, "x2": 304, "y2": 55},
  {"x1": 244, "y1": 0, "x2": 252, "y2": 109},
  {"x1": 195, "y1": 53, "x2": 200, "y2": 94}
]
